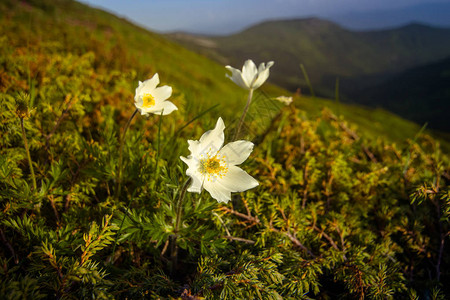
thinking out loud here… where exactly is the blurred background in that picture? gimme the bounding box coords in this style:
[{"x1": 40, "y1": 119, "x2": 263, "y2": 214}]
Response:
[{"x1": 79, "y1": 0, "x2": 450, "y2": 134}]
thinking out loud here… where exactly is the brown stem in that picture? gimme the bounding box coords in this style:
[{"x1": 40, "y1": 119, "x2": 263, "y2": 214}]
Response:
[
  {"x1": 271, "y1": 227, "x2": 315, "y2": 257},
  {"x1": 223, "y1": 235, "x2": 255, "y2": 244},
  {"x1": 220, "y1": 206, "x2": 260, "y2": 225},
  {"x1": 312, "y1": 225, "x2": 339, "y2": 250}
]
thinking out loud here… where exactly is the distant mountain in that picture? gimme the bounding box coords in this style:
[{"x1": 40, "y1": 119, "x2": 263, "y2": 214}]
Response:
[
  {"x1": 355, "y1": 57, "x2": 450, "y2": 132},
  {"x1": 167, "y1": 18, "x2": 450, "y2": 131},
  {"x1": 329, "y1": 2, "x2": 450, "y2": 31},
  {"x1": 169, "y1": 18, "x2": 450, "y2": 93}
]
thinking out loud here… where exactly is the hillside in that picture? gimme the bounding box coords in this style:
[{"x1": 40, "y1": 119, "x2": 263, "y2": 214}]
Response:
[
  {"x1": 1, "y1": 1, "x2": 449, "y2": 298},
  {"x1": 1, "y1": 0, "x2": 443, "y2": 145},
  {"x1": 169, "y1": 18, "x2": 450, "y2": 92},
  {"x1": 0, "y1": 0, "x2": 268, "y2": 120},
  {"x1": 354, "y1": 56, "x2": 450, "y2": 132},
  {"x1": 168, "y1": 19, "x2": 450, "y2": 132}
]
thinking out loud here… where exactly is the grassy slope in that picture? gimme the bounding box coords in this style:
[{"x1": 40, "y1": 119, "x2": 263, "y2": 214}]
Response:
[
  {"x1": 0, "y1": 0, "x2": 261, "y2": 119},
  {"x1": 1, "y1": 0, "x2": 447, "y2": 150}
]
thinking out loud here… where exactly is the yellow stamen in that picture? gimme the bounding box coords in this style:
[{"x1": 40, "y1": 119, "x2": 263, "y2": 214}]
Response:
[
  {"x1": 143, "y1": 93, "x2": 155, "y2": 108},
  {"x1": 199, "y1": 151, "x2": 228, "y2": 181}
]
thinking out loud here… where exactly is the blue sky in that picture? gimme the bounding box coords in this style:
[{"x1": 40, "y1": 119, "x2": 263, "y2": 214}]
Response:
[{"x1": 78, "y1": 0, "x2": 450, "y2": 34}]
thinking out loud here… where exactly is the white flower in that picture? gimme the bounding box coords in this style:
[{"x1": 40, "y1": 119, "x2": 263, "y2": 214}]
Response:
[
  {"x1": 134, "y1": 73, "x2": 178, "y2": 116},
  {"x1": 180, "y1": 117, "x2": 259, "y2": 203},
  {"x1": 225, "y1": 59, "x2": 274, "y2": 90},
  {"x1": 275, "y1": 96, "x2": 293, "y2": 105}
]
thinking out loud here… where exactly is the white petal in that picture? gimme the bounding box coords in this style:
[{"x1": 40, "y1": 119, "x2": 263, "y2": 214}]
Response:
[
  {"x1": 180, "y1": 156, "x2": 203, "y2": 193},
  {"x1": 139, "y1": 97, "x2": 177, "y2": 116},
  {"x1": 198, "y1": 117, "x2": 225, "y2": 156},
  {"x1": 136, "y1": 73, "x2": 160, "y2": 96},
  {"x1": 217, "y1": 165, "x2": 258, "y2": 192},
  {"x1": 203, "y1": 180, "x2": 232, "y2": 203},
  {"x1": 257, "y1": 61, "x2": 274, "y2": 73},
  {"x1": 225, "y1": 66, "x2": 249, "y2": 89},
  {"x1": 219, "y1": 140, "x2": 254, "y2": 165},
  {"x1": 152, "y1": 85, "x2": 172, "y2": 102},
  {"x1": 242, "y1": 59, "x2": 258, "y2": 88},
  {"x1": 252, "y1": 62, "x2": 274, "y2": 89},
  {"x1": 134, "y1": 104, "x2": 148, "y2": 116},
  {"x1": 156, "y1": 100, "x2": 178, "y2": 115},
  {"x1": 187, "y1": 140, "x2": 201, "y2": 158}
]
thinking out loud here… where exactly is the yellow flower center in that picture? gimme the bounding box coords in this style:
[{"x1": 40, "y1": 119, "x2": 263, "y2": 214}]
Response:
[
  {"x1": 142, "y1": 93, "x2": 155, "y2": 108},
  {"x1": 199, "y1": 152, "x2": 228, "y2": 181}
]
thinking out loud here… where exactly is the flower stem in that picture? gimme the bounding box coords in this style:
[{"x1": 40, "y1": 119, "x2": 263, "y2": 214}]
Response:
[
  {"x1": 20, "y1": 117, "x2": 36, "y2": 191},
  {"x1": 109, "y1": 193, "x2": 135, "y2": 263},
  {"x1": 115, "y1": 109, "x2": 138, "y2": 201},
  {"x1": 234, "y1": 88, "x2": 254, "y2": 141},
  {"x1": 170, "y1": 177, "x2": 191, "y2": 274}
]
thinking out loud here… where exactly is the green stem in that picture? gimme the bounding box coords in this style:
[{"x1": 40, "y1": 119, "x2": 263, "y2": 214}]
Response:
[
  {"x1": 154, "y1": 111, "x2": 164, "y2": 181},
  {"x1": 20, "y1": 118, "x2": 36, "y2": 190},
  {"x1": 170, "y1": 178, "x2": 191, "y2": 274},
  {"x1": 115, "y1": 109, "x2": 138, "y2": 201},
  {"x1": 110, "y1": 193, "x2": 135, "y2": 262},
  {"x1": 234, "y1": 88, "x2": 254, "y2": 141}
]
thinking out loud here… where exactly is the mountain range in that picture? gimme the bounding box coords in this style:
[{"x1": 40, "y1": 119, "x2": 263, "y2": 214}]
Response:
[
  {"x1": 329, "y1": 2, "x2": 450, "y2": 31},
  {"x1": 168, "y1": 18, "x2": 450, "y2": 131}
]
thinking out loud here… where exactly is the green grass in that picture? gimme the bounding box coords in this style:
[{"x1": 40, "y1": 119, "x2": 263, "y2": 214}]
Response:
[
  {"x1": 2, "y1": 0, "x2": 448, "y2": 151},
  {"x1": 1, "y1": 1, "x2": 449, "y2": 298}
]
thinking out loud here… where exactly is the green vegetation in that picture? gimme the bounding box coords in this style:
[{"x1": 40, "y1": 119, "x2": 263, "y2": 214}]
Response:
[{"x1": 1, "y1": 0, "x2": 449, "y2": 299}]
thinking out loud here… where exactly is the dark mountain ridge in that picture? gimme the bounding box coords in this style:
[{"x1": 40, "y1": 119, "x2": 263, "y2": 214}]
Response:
[
  {"x1": 168, "y1": 18, "x2": 450, "y2": 131},
  {"x1": 356, "y1": 56, "x2": 450, "y2": 132}
]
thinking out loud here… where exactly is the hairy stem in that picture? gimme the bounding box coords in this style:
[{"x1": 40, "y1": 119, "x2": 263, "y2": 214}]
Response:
[
  {"x1": 115, "y1": 108, "x2": 138, "y2": 201},
  {"x1": 170, "y1": 178, "x2": 191, "y2": 274},
  {"x1": 110, "y1": 194, "x2": 135, "y2": 263},
  {"x1": 20, "y1": 118, "x2": 37, "y2": 190},
  {"x1": 234, "y1": 88, "x2": 254, "y2": 141}
]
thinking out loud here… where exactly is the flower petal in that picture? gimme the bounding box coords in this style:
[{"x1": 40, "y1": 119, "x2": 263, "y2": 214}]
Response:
[
  {"x1": 180, "y1": 156, "x2": 203, "y2": 193},
  {"x1": 252, "y1": 61, "x2": 274, "y2": 89},
  {"x1": 203, "y1": 180, "x2": 232, "y2": 203},
  {"x1": 219, "y1": 140, "x2": 254, "y2": 165},
  {"x1": 242, "y1": 59, "x2": 258, "y2": 88},
  {"x1": 136, "y1": 73, "x2": 160, "y2": 96},
  {"x1": 153, "y1": 100, "x2": 178, "y2": 115},
  {"x1": 225, "y1": 66, "x2": 248, "y2": 89},
  {"x1": 217, "y1": 165, "x2": 258, "y2": 192},
  {"x1": 152, "y1": 85, "x2": 172, "y2": 102},
  {"x1": 198, "y1": 117, "x2": 225, "y2": 156},
  {"x1": 187, "y1": 139, "x2": 201, "y2": 158}
]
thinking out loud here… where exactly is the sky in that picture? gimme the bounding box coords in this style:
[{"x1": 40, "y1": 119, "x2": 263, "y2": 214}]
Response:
[{"x1": 78, "y1": 0, "x2": 450, "y2": 34}]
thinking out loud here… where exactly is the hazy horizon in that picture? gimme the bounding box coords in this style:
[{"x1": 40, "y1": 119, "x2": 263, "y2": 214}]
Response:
[{"x1": 77, "y1": 0, "x2": 450, "y2": 35}]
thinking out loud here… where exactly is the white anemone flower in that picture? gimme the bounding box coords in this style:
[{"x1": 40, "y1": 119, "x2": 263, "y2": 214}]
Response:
[
  {"x1": 180, "y1": 117, "x2": 259, "y2": 203},
  {"x1": 134, "y1": 73, "x2": 178, "y2": 116},
  {"x1": 275, "y1": 96, "x2": 293, "y2": 106},
  {"x1": 225, "y1": 59, "x2": 274, "y2": 90}
]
